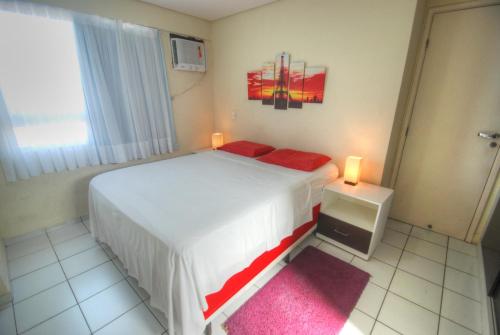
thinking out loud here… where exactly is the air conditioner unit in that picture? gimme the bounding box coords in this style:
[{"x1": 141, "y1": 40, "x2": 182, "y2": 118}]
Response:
[{"x1": 170, "y1": 34, "x2": 206, "y2": 72}]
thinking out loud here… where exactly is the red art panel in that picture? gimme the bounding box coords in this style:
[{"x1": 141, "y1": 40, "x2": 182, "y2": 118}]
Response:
[
  {"x1": 247, "y1": 71, "x2": 262, "y2": 100},
  {"x1": 261, "y1": 62, "x2": 275, "y2": 105},
  {"x1": 303, "y1": 67, "x2": 326, "y2": 104},
  {"x1": 288, "y1": 62, "x2": 305, "y2": 109},
  {"x1": 273, "y1": 52, "x2": 290, "y2": 110}
]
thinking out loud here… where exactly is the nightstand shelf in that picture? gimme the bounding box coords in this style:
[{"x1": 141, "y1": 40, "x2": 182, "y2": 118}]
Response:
[
  {"x1": 316, "y1": 179, "x2": 393, "y2": 260},
  {"x1": 321, "y1": 197, "x2": 377, "y2": 232}
]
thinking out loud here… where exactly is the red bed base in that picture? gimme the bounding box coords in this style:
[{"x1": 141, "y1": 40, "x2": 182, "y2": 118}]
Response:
[{"x1": 203, "y1": 204, "x2": 321, "y2": 319}]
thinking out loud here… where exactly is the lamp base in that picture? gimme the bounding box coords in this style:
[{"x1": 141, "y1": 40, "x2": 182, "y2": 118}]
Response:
[{"x1": 344, "y1": 180, "x2": 358, "y2": 186}]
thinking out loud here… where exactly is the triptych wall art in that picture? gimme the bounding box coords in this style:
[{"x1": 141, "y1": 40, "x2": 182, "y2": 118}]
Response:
[{"x1": 247, "y1": 52, "x2": 326, "y2": 110}]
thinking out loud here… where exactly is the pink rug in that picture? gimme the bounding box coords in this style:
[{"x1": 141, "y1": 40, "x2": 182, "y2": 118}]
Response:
[{"x1": 224, "y1": 246, "x2": 370, "y2": 335}]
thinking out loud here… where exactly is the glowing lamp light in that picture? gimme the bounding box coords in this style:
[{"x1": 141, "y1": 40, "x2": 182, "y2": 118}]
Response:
[
  {"x1": 344, "y1": 156, "x2": 363, "y2": 186},
  {"x1": 211, "y1": 132, "x2": 224, "y2": 149}
]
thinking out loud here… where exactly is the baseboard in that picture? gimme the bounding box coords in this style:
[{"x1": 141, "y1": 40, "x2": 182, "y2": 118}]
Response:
[
  {"x1": 478, "y1": 243, "x2": 497, "y2": 335},
  {"x1": 0, "y1": 292, "x2": 12, "y2": 308},
  {"x1": 0, "y1": 239, "x2": 11, "y2": 308}
]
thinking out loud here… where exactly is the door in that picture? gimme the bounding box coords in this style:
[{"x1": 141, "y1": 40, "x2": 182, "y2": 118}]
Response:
[{"x1": 392, "y1": 5, "x2": 500, "y2": 239}]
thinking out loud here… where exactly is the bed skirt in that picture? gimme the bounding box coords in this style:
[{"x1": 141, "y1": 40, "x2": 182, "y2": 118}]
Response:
[{"x1": 203, "y1": 204, "x2": 321, "y2": 319}]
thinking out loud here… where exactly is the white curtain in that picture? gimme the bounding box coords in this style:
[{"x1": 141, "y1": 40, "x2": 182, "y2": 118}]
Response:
[
  {"x1": 0, "y1": 1, "x2": 101, "y2": 182},
  {"x1": 73, "y1": 15, "x2": 177, "y2": 165},
  {"x1": 0, "y1": 1, "x2": 177, "y2": 182},
  {"x1": 0, "y1": 90, "x2": 101, "y2": 182}
]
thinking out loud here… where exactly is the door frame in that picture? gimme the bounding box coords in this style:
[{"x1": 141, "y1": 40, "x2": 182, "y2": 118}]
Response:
[{"x1": 389, "y1": 0, "x2": 500, "y2": 242}]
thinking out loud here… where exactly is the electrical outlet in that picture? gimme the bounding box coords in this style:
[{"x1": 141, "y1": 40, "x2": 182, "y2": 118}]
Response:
[{"x1": 231, "y1": 110, "x2": 238, "y2": 120}]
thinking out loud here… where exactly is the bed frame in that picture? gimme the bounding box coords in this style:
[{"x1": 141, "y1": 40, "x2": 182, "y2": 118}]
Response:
[{"x1": 202, "y1": 205, "x2": 320, "y2": 334}]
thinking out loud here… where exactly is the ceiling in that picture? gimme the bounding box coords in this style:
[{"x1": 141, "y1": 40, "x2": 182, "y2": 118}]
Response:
[{"x1": 140, "y1": 0, "x2": 277, "y2": 21}]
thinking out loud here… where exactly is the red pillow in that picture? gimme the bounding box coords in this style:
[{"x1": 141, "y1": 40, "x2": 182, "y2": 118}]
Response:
[
  {"x1": 257, "y1": 148, "x2": 331, "y2": 171},
  {"x1": 218, "y1": 140, "x2": 275, "y2": 157}
]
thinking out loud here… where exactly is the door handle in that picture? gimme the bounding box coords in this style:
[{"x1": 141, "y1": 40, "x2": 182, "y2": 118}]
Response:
[
  {"x1": 334, "y1": 229, "x2": 350, "y2": 237},
  {"x1": 478, "y1": 131, "x2": 500, "y2": 140}
]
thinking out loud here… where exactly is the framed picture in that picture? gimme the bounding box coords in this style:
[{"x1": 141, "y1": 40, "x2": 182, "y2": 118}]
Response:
[
  {"x1": 273, "y1": 52, "x2": 290, "y2": 110},
  {"x1": 261, "y1": 62, "x2": 275, "y2": 105},
  {"x1": 303, "y1": 66, "x2": 326, "y2": 104},
  {"x1": 288, "y1": 61, "x2": 305, "y2": 109},
  {"x1": 247, "y1": 71, "x2": 262, "y2": 100}
]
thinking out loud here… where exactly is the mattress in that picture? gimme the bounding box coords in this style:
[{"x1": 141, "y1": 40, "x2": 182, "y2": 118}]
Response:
[{"x1": 88, "y1": 150, "x2": 338, "y2": 335}]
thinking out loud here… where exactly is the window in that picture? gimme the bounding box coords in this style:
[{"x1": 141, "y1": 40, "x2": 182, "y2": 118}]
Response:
[
  {"x1": 0, "y1": 4, "x2": 176, "y2": 182},
  {"x1": 0, "y1": 11, "x2": 87, "y2": 148}
]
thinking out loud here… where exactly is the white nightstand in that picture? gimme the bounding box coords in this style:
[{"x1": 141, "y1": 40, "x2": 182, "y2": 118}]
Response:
[{"x1": 316, "y1": 178, "x2": 394, "y2": 260}]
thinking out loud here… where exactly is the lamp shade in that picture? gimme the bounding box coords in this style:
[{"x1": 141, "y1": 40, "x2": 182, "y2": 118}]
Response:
[
  {"x1": 344, "y1": 156, "x2": 362, "y2": 185},
  {"x1": 211, "y1": 133, "x2": 224, "y2": 149}
]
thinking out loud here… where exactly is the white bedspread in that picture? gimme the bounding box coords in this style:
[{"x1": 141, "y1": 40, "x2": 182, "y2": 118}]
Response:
[{"x1": 88, "y1": 151, "x2": 338, "y2": 335}]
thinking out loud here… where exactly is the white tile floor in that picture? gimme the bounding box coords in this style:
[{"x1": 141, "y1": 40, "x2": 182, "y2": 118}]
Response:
[{"x1": 0, "y1": 218, "x2": 485, "y2": 335}]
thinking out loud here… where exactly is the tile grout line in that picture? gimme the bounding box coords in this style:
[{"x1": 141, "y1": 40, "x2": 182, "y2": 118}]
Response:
[
  {"x1": 11, "y1": 233, "x2": 86, "y2": 334},
  {"x1": 10, "y1": 259, "x2": 131, "y2": 309},
  {"x1": 440, "y1": 314, "x2": 482, "y2": 334},
  {"x1": 143, "y1": 300, "x2": 169, "y2": 333},
  {"x1": 376, "y1": 235, "x2": 478, "y2": 281},
  {"x1": 12, "y1": 275, "x2": 67, "y2": 306},
  {"x1": 44, "y1": 230, "x2": 94, "y2": 335},
  {"x1": 61, "y1": 250, "x2": 109, "y2": 280},
  {"x1": 89, "y1": 299, "x2": 143, "y2": 334},
  {"x1": 369, "y1": 224, "x2": 413, "y2": 335},
  {"x1": 442, "y1": 286, "x2": 483, "y2": 304},
  {"x1": 57, "y1": 243, "x2": 101, "y2": 262},
  {"x1": 8, "y1": 259, "x2": 59, "y2": 282},
  {"x1": 391, "y1": 266, "x2": 481, "y2": 303},
  {"x1": 143, "y1": 304, "x2": 168, "y2": 332},
  {"x1": 387, "y1": 218, "x2": 447, "y2": 238},
  {"x1": 380, "y1": 231, "x2": 482, "y2": 334},
  {"x1": 6, "y1": 224, "x2": 305, "y2": 269},
  {"x1": 371, "y1": 247, "x2": 445, "y2": 289},
  {"x1": 371, "y1": 244, "x2": 402, "y2": 267},
  {"x1": 3, "y1": 230, "x2": 47, "y2": 249},
  {"x1": 379, "y1": 288, "x2": 441, "y2": 316},
  {"x1": 6, "y1": 244, "x2": 53, "y2": 263},
  {"x1": 365, "y1": 260, "x2": 481, "y2": 328},
  {"x1": 436, "y1": 235, "x2": 449, "y2": 335},
  {"x1": 17, "y1": 303, "x2": 80, "y2": 334},
  {"x1": 78, "y1": 276, "x2": 127, "y2": 305},
  {"x1": 442, "y1": 261, "x2": 479, "y2": 278},
  {"x1": 5, "y1": 216, "x2": 83, "y2": 245},
  {"x1": 7, "y1": 225, "x2": 89, "y2": 264},
  {"x1": 10, "y1": 300, "x2": 19, "y2": 335},
  {"x1": 386, "y1": 226, "x2": 447, "y2": 249},
  {"x1": 100, "y1": 243, "x2": 168, "y2": 333},
  {"x1": 353, "y1": 307, "x2": 404, "y2": 334},
  {"x1": 386, "y1": 225, "x2": 478, "y2": 258},
  {"x1": 6, "y1": 219, "x2": 476, "y2": 335},
  {"x1": 441, "y1": 286, "x2": 485, "y2": 328},
  {"x1": 375, "y1": 320, "x2": 404, "y2": 335},
  {"x1": 401, "y1": 246, "x2": 479, "y2": 278},
  {"x1": 446, "y1": 247, "x2": 478, "y2": 258},
  {"x1": 441, "y1": 286, "x2": 481, "y2": 304},
  {"x1": 124, "y1": 277, "x2": 150, "y2": 303},
  {"x1": 9, "y1": 243, "x2": 106, "y2": 282},
  {"x1": 22, "y1": 275, "x2": 147, "y2": 335}
]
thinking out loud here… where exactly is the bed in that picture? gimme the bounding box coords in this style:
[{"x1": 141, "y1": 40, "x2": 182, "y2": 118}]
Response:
[{"x1": 88, "y1": 150, "x2": 338, "y2": 334}]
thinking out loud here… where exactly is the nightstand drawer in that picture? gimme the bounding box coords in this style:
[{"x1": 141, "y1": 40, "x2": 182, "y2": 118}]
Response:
[{"x1": 317, "y1": 213, "x2": 372, "y2": 253}]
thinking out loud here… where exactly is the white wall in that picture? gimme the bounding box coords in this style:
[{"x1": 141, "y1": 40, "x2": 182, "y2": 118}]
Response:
[
  {"x1": 0, "y1": 0, "x2": 422, "y2": 239},
  {"x1": 211, "y1": 0, "x2": 418, "y2": 184},
  {"x1": 0, "y1": 0, "x2": 214, "y2": 238}
]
